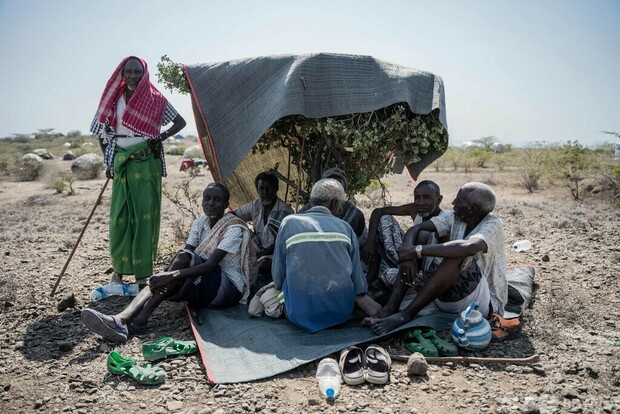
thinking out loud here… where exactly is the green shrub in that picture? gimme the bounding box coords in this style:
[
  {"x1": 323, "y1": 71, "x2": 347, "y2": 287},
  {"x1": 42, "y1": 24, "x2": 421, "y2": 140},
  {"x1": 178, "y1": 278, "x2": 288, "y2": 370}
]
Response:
[
  {"x1": 51, "y1": 176, "x2": 74, "y2": 195},
  {"x1": 517, "y1": 146, "x2": 546, "y2": 193}
]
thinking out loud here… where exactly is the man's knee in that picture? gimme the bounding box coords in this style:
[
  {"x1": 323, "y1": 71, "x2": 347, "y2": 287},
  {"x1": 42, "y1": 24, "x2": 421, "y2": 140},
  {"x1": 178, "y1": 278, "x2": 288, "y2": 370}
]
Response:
[
  {"x1": 415, "y1": 230, "x2": 433, "y2": 245},
  {"x1": 168, "y1": 251, "x2": 192, "y2": 271}
]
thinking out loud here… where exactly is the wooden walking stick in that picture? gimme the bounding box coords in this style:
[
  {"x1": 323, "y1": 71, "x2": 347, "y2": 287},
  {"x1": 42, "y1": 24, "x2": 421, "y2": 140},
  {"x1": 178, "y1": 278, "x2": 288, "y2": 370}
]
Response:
[
  {"x1": 390, "y1": 353, "x2": 540, "y2": 365},
  {"x1": 51, "y1": 178, "x2": 110, "y2": 296}
]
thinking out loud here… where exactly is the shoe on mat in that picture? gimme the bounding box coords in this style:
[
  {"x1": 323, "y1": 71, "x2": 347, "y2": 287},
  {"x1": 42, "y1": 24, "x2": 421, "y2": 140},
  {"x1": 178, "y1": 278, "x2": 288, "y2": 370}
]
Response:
[
  {"x1": 364, "y1": 344, "x2": 391, "y2": 385},
  {"x1": 401, "y1": 329, "x2": 438, "y2": 357},
  {"x1": 338, "y1": 346, "x2": 366, "y2": 385},
  {"x1": 81, "y1": 308, "x2": 128, "y2": 343},
  {"x1": 107, "y1": 351, "x2": 165, "y2": 385},
  {"x1": 142, "y1": 337, "x2": 198, "y2": 361},
  {"x1": 419, "y1": 327, "x2": 458, "y2": 356}
]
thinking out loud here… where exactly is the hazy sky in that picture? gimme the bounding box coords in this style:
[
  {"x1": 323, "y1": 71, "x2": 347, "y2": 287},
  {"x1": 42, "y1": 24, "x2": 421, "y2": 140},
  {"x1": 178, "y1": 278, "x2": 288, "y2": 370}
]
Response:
[{"x1": 1, "y1": 0, "x2": 618, "y2": 146}]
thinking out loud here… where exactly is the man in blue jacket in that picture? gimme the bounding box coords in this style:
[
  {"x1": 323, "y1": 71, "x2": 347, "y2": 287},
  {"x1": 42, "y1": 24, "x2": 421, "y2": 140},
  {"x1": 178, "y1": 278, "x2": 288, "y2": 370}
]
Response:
[{"x1": 272, "y1": 178, "x2": 379, "y2": 333}]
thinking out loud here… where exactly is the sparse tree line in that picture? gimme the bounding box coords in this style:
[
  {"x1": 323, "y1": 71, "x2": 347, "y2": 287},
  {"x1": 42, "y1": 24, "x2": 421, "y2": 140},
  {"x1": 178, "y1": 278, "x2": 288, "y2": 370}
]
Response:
[
  {"x1": 433, "y1": 138, "x2": 620, "y2": 204},
  {"x1": 1, "y1": 129, "x2": 618, "y2": 206}
]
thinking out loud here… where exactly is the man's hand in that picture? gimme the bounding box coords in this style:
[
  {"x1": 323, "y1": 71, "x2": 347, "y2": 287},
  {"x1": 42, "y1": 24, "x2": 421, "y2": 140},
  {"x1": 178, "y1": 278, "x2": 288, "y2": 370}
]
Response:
[
  {"x1": 148, "y1": 270, "x2": 180, "y2": 294},
  {"x1": 105, "y1": 167, "x2": 113, "y2": 179},
  {"x1": 398, "y1": 260, "x2": 418, "y2": 286}
]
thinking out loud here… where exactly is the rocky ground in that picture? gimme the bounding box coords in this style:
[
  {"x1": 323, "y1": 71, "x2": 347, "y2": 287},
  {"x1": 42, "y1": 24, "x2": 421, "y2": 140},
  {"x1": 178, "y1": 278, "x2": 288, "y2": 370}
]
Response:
[{"x1": 0, "y1": 156, "x2": 619, "y2": 414}]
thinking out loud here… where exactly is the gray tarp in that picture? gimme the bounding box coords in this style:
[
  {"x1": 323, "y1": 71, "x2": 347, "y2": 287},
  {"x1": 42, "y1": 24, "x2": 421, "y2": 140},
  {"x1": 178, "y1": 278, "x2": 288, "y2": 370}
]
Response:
[
  {"x1": 188, "y1": 265, "x2": 535, "y2": 384},
  {"x1": 185, "y1": 53, "x2": 448, "y2": 207}
]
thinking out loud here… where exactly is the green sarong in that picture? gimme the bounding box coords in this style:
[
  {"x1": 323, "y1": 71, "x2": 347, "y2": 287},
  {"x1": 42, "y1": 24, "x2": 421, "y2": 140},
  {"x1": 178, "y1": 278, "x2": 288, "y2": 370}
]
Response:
[{"x1": 109, "y1": 141, "x2": 162, "y2": 279}]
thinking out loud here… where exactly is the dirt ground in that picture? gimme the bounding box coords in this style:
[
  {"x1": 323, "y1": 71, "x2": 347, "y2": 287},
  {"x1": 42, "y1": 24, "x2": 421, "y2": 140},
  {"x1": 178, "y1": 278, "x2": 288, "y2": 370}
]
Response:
[{"x1": 0, "y1": 154, "x2": 619, "y2": 414}]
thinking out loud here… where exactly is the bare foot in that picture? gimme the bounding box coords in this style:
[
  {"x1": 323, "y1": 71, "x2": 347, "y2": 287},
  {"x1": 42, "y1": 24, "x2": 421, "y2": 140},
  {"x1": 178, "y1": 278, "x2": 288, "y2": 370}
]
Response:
[
  {"x1": 366, "y1": 312, "x2": 408, "y2": 335},
  {"x1": 356, "y1": 295, "x2": 382, "y2": 317}
]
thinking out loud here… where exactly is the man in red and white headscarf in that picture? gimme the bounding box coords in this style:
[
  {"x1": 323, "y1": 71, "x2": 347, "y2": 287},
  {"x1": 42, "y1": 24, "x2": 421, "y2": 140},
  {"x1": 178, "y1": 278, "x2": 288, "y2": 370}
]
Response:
[{"x1": 90, "y1": 56, "x2": 186, "y2": 286}]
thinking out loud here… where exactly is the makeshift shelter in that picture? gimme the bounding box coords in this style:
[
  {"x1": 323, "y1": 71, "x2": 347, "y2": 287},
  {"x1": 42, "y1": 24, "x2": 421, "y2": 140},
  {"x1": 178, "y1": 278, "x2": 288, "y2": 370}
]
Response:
[{"x1": 184, "y1": 53, "x2": 448, "y2": 208}]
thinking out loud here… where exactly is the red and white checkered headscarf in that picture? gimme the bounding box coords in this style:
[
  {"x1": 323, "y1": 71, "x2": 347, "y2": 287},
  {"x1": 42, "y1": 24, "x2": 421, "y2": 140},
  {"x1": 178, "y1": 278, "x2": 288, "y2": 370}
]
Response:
[{"x1": 93, "y1": 56, "x2": 167, "y2": 138}]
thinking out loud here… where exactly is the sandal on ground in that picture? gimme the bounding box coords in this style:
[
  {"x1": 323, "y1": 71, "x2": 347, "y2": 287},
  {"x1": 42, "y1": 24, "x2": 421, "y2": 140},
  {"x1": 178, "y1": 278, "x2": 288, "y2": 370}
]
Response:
[
  {"x1": 401, "y1": 329, "x2": 438, "y2": 357},
  {"x1": 339, "y1": 346, "x2": 366, "y2": 385},
  {"x1": 419, "y1": 327, "x2": 459, "y2": 356},
  {"x1": 142, "y1": 337, "x2": 198, "y2": 361},
  {"x1": 488, "y1": 313, "x2": 522, "y2": 342},
  {"x1": 81, "y1": 308, "x2": 128, "y2": 343},
  {"x1": 365, "y1": 344, "x2": 391, "y2": 385},
  {"x1": 107, "y1": 352, "x2": 165, "y2": 385}
]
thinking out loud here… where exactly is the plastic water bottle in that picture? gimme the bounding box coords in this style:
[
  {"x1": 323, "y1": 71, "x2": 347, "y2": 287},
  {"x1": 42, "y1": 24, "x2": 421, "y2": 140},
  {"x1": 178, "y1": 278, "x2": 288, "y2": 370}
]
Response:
[
  {"x1": 513, "y1": 240, "x2": 532, "y2": 252},
  {"x1": 316, "y1": 358, "x2": 342, "y2": 400},
  {"x1": 90, "y1": 283, "x2": 139, "y2": 301}
]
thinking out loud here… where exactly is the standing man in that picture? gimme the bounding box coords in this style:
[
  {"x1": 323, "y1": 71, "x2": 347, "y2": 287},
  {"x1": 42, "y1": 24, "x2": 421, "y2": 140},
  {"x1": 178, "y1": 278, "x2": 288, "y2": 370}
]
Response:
[
  {"x1": 233, "y1": 172, "x2": 293, "y2": 276},
  {"x1": 272, "y1": 179, "x2": 379, "y2": 333},
  {"x1": 90, "y1": 56, "x2": 186, "y2": 285}
]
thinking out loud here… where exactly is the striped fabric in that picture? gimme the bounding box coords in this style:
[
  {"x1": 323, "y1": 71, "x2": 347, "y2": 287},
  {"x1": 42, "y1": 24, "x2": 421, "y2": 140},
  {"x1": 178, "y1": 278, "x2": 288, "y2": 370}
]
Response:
[
  {"x1": 92, "y1": 56, "x2": 167, "y2": 138},
  {"x1": 285, "y1": 232, "x2": 352, "y2": 249}
]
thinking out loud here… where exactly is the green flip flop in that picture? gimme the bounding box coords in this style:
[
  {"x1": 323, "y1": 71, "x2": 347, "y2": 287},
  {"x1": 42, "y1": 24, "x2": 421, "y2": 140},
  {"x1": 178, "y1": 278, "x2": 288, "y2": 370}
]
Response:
[
  {"x1": 107, "y1": 352, "x2": 165, "y2": 385},
  {"x1": 142, "y1": 337, "x2": 198, "y2": 361},
  {"x1": 420, "y1": 327, "x2": 459, "y2": 356},
  {"x1": 401, "y1": 329, "x2": 439, "y2": 357}
]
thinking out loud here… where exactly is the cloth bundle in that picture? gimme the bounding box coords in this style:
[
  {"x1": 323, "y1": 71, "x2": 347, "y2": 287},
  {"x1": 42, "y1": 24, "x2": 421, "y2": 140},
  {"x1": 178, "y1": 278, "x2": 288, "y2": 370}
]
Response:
[{"x1": 248, "y1": 282, "x2": 283, "y2": 318}]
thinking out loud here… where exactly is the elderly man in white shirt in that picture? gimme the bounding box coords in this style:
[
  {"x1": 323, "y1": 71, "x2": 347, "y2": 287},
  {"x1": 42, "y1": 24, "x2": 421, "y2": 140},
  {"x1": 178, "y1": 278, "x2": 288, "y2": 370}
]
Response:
[{"x1": 365, "y1": 182, "x2": 507, "y2": 335}]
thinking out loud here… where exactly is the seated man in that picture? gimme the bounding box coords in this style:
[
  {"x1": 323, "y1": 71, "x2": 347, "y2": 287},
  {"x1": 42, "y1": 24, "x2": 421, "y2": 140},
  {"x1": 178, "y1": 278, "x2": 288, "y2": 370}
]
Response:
[
  {"x1": 365, "y1": 182, "x2": 507, "y2": 335},
  {"x1": 233, "y1": 172, "x2": 293, "y2": 276},
  {"x1": 300, "y1": 167, "x2": 365, "y2": 240},
  {"x1": 272, "y1": 178, "x2": 380, "y2": 333},
  {"x1": 81, "y1": 183, "x2": 256, "y2": 343},
  {"x1": 362, "y1": 180, "x2": 445, "y2": 288}
]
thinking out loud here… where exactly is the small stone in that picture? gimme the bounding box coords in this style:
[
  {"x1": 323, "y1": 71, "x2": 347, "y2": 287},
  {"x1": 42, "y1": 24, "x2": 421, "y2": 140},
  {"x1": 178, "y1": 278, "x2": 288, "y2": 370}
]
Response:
[
  {"x1": 139, "y1": 403, "x2": 147, "y2": 409},
  {"x1": 34, "y1": 399, "x2": 44, "y2": 409},
  {"x1": 98, "y1": 343, "x2": 110, "y2": 353},
  {"x1": 564, "y1": 366, "x2": 578, "y2": 375},
  {"x1": 3, "y1": 384, "x2": 10, "y2": 391},
  {"x1": 14, "y1": 341, "x2": 24, "y2": 350},
  {"x1": 561, "y1": 387, "x2": 579, "y2": 399},
  {"x1": 407, "y1": 352, "x2": 428, "y2": 376},
  {"x1": 522, "y1": 397, "x2": 540, "y2": 414},
  {"x1": 308, "y1": 399, "x2": 320, "y2": 406},
  {"x1": 57, "y1": 293, "x2": 76, "y2": 311},
  {"x1": 542, "y1": 254, "x2": 550, "y2": 262},
  {"x1": 58, "y1": 341, "x2": 73, "y2": 352},
  {"x1": 166, "y1": 400, "x2": 183, "y2": 411},
  {"x1": 585, "y1": 366, "x2": 599, "y2": 378}
]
